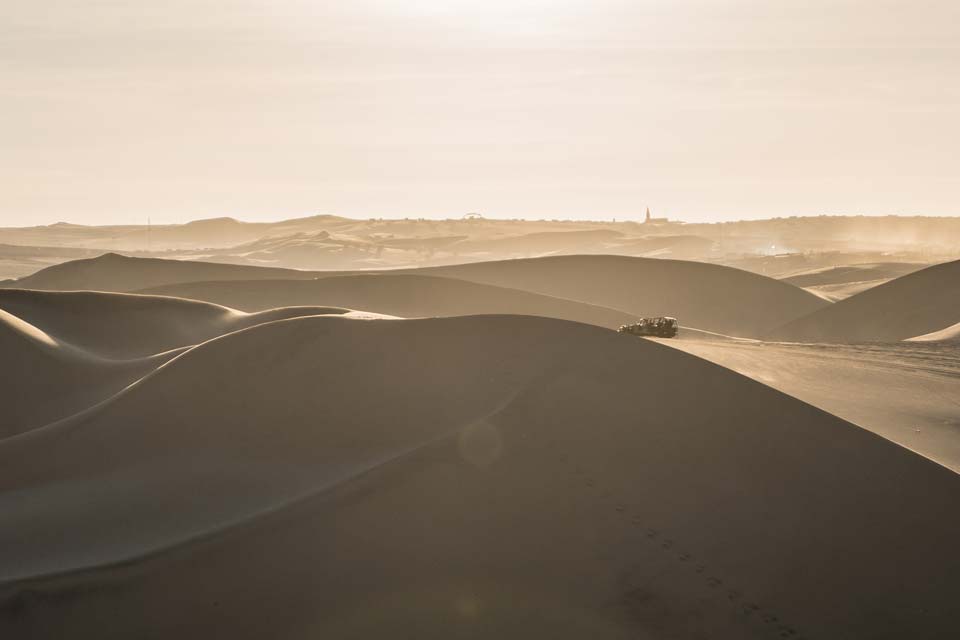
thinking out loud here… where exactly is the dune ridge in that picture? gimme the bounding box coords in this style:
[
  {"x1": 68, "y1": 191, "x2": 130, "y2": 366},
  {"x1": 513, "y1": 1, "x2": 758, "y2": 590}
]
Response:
[
  {"x1": 138, "y1": 273, "x2": 642, "y2": 328},
  {"x1": 908, "y1": 321, "x2": 960, "y2": 343},
  {"x1": 1, "y1": 314, "x2": 957, "y2": 639},
  {"x1": 0, "y1": 290, "x2": 380, "y2": 436},
  {"x1": 0, "y1": 308, "x2": 179, "y2": 437},
  {"x1": 0, "y1": 288, "x2": 353, "y2": 358},
  {"x1": 771, "y1": 259, "x2": 960, "y2": 343},
  {"x1": 10, "y1": 252, "x2": 312, "y2": 293}
]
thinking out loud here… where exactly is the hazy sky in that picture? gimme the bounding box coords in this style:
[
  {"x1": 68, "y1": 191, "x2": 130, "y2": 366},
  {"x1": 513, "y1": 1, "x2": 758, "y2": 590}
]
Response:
[{"x1": 3, "y1": 0, "x2": 959, "y2": 225}]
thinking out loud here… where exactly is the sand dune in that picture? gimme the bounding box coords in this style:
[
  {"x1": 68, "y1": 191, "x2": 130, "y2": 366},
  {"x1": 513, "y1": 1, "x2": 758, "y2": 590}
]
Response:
[
  {"x1": 10, "y1": 252, "x2": 311, "y2": 293},
  {"x1": 663, "y1": 337, "x2": 960, "y2": 471},
  {"x1": 0, "y1": 288, "x2": 351, "y2": 358},
  {"x1": 411, "y1": 255, "x2": 828, "y2": 337},
  {"x1": 0, "y1": 308, "x2": 178, "y2": 438},
  {"x1": 780, "y1": 262, "x2": 932, "y2": 302},
  {"x1": 139, "y1": 274, "x2": 641, "y2": 328},
  {"x1": 10, "y1": 253, "x2": 826, "y2": 337},
  {"x1": 0, "y1": 290, "x2": 363, "y2": 435},
  {"x1": 799, "y1": 278, "x2": 895, "y2": 302},
  {"x1": 1, "y1": 315, "x2": 957, "y2": 639},
  {"x1": 908, "y1": 321, "x2": 960, "y2": 343},
  {"x1": 771, "y1": 259, "x2": 960, "y2": 343}
]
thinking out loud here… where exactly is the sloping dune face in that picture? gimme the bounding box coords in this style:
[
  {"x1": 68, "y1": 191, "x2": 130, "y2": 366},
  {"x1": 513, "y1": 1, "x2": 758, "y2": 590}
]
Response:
[
  {"x1": 10, "y1": 252, "x2": 311, "y2": 293},
  {"x1": 0, "y1": 309, "x2": 174, "y2": 437},
  {"x1": 0, "y1": 290, "x2": 356, "y2": 436},
  {"x1": 140, "y1": 274, "x2": 641, "y2": 328},
  {"x1": 781, "y1": 263, "x2": 938, "y2": 302},
  {"x1": 0, "y1": 288, "x2": 350, "y2": 359},
  {"x1": 1, "y1": 316, "x2": 957, "y2": 639},
  {"x1": 771, "y1": 259, "x2": 960, "y2": 343},
  {"x1": 908, "y1": 321, "x2": 960, "y2": 343},
  {"x1": 413, "y1": 255, "x2": 828, "y2": 338}
]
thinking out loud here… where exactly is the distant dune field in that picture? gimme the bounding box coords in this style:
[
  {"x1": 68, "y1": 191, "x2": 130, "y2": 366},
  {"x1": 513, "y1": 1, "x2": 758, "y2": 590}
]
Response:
[
  {"x1": 10, "y1": 253, "x2": 828, "y2": 338},
  {"x1": 9, "y1": 252, "x2": 312, "y2": 293}
]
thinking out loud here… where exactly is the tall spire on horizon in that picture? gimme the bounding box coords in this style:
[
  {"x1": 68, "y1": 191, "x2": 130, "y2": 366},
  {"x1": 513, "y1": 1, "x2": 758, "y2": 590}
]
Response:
[{"x1": 645, "y1": 207, "x2": 651, "y2": 224}]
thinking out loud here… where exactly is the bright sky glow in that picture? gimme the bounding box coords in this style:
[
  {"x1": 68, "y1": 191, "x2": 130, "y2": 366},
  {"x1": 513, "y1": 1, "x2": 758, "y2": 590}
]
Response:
[{"x1": 2, "y1": 0, "x2": 958, "y2": 225}]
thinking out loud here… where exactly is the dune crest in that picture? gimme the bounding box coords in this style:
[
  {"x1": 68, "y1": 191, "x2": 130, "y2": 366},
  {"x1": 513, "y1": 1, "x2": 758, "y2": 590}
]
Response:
[
  {"x1": 771, "y1": 259, "x2": 960, "y2": 343},
  {"x1": 0, "y1": 288, "x2": 352, "y2": 358},
  {"x1": 406, "y1": 255, "x2": 828, "y2": 337},
  {"x1": 139, "y1": 274, "x2": 641, "y2": 328},
  {"x1": 907, "y1": 321, "x2": 960, "y2": 343},
  {"x1": 0, "y1": 308, "x2": 178, "y2": 438},
  {"x1": 8, "y1": 253, "x2": 827, "y2": 337}
]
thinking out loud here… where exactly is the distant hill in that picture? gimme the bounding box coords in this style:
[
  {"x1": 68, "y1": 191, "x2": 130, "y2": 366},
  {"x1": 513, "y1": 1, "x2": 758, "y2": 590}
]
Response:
[{"x1": 9, "y1": 252, "x2": 312, "y2": 292}]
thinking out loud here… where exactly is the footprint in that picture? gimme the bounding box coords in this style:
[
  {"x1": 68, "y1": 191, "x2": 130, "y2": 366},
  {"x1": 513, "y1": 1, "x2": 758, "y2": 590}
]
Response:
[
  {"x1": 694, "y1": 564, "x2": 706, "y2": 574},
  {"x1": 762, "y1": 614, "x2": 779, "y2": 624},
  {"x1": 615, "y1": 504, "x2": 626, "y2": 513},
  {"x1": 645, "y1": 529, "x2": 658, "y2": 539},
  {"x1": 661, "y1": 539, "x2": 673, "y2": 550},
  {"x1": 678, "y1": 553, "x2": 690, "y2": 562},
  {"x1": 631, "y1": 516, "x2": 643, "y2": 525},
  {"x1": 707, "y1": 577, "x2": 722, "y2": 588}
]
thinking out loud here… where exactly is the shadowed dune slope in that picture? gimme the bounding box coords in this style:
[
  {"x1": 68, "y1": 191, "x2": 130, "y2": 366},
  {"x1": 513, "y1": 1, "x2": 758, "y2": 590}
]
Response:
[
  {"x1": 139, "y1": 274, "x2": 641, "y2": 328},
  {"x1": 0, "y1": 288, "x2": 350, "y2": 358},
  {"x1": 9, "y1": 252, "x2": 311, "y2": 292},
  {"x1": 405, "y1": 255, "x2": 828, "y2": 337},
  {"x1": 771, "y1": 259, "x2": 960, "y2": 343},
  {"x1": 0, "y1": 315, "x2": 957, "y2": 639},
  {"x1": 0, "y1": 309, "x2": 178, "y2": 438}
]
